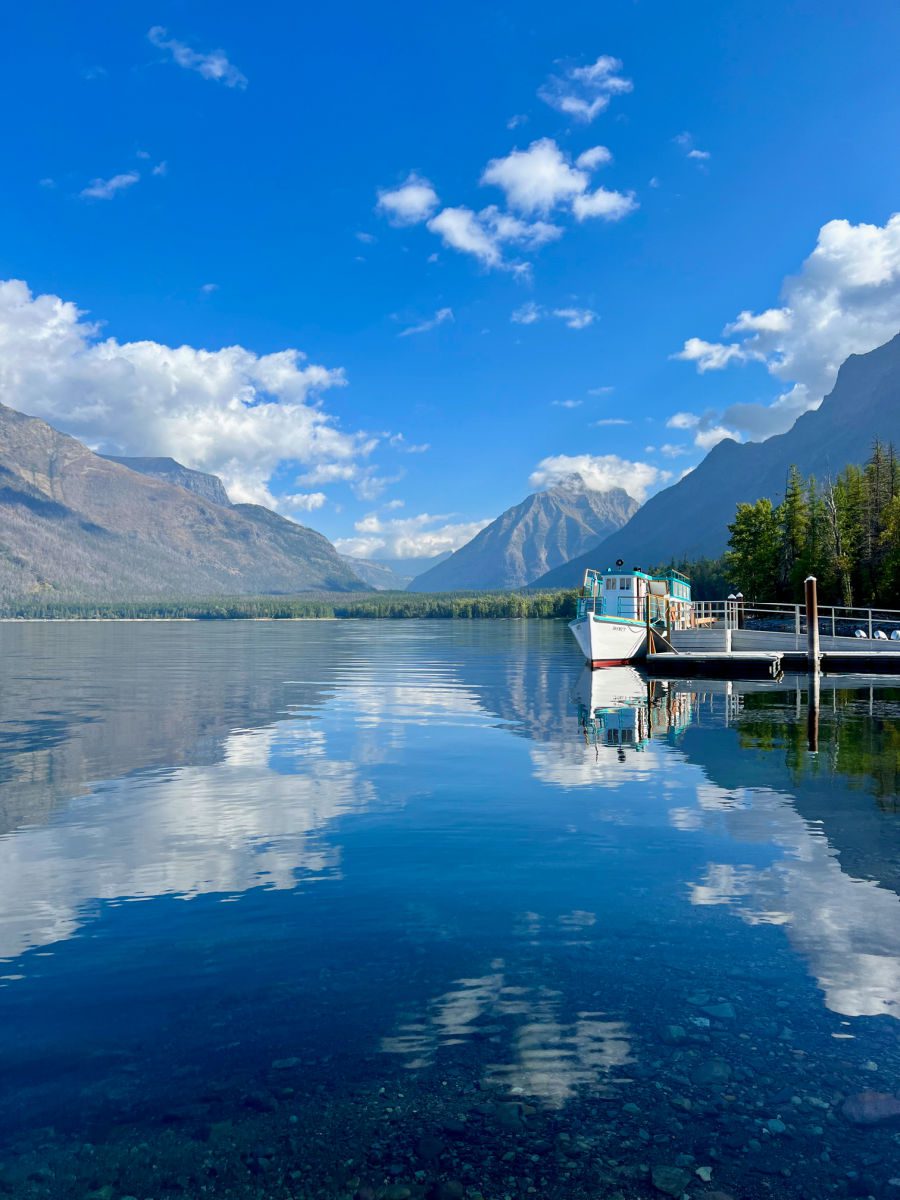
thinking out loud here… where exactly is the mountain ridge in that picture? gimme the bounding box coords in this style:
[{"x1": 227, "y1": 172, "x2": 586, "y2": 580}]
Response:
[
  {"x1": 101, "y1": 455, "x2": 232, "y2": 507},
  {"x1": 0, "y1": 402, "x2": 366, "y2": 598},
  {"x1": 533, "y1": 332, "x2": 900, "y2": 588},
  {"x1": 409, "y1": 475, "x2": 639, "y2": 591}
]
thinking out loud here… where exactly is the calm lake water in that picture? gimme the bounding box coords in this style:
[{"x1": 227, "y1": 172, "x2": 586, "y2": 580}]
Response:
[{"x1": 0, "y1": 620, "x2": 898, "y2": 1200}]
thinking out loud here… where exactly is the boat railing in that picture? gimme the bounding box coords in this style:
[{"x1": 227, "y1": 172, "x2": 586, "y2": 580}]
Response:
[{"x1": 693, "y1": 598, "x2": 900, "y2": 640}]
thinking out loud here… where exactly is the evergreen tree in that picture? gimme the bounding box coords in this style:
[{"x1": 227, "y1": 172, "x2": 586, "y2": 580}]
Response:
[
  {"x1": 779, "y1": 465, "x2": 809, "y2": 599},
  {"x1": 725, "y1": 499, "x2": 780, "y2": 599}
]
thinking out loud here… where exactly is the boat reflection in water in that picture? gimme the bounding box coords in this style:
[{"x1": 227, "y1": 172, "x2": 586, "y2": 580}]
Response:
[{"x1": 572, "y1": 665, "x2": 693, "y2": 758}]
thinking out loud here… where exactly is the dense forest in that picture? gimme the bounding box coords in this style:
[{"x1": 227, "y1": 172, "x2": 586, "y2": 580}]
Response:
[
  {"x1": 0, "y1": 590, "x2": 579, "y2": 621},
  {"x1": 722, "y1": 442, "x2": 900, "y2": 606}
]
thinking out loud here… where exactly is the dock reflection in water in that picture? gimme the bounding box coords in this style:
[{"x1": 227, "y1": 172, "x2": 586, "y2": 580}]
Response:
[{"x1": 0, "y1": 620, "x2": 898, "y2": 1200}]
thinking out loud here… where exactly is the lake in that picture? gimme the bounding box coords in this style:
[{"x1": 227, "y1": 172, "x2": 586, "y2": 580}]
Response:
[{"x1": 0, "y1": 620, "x2": 898, "y2": 1200}]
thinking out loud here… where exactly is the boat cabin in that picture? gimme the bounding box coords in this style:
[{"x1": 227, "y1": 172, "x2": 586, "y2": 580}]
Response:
[{"x1": 576, "y1": 564, "x2": 693, "y2": 630}]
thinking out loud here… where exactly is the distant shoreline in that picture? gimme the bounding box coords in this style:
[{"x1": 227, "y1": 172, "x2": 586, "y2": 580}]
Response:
[{"x1": 0, "y1": 590, "x2": 578, "y2": 623}]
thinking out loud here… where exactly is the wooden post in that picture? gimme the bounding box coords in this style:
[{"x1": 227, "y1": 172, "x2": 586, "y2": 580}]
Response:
[
  {"x1": 805, "y1": 576, "x2": 820, "y2": 671},
  {"x1": 645, "y1": 588, "x2": 652, "y2": 655},
  {"x1": 807, "y1": 669, "x2": 820, "y2": 753},
  {"x1": 666, "y1": 599, "x2": 672, "y2": 643}
]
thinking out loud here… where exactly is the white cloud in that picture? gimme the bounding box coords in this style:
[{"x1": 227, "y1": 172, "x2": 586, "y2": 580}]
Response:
[
  {"x1": 427, "y1": 206, "x2": 503, "y2": 267},
  {"x1": 399, "y1": 307, "x2": 454, "y2": 337},
  {"x1": 388, "y1": 433, "x2": 430, "y2": 453},
  {"x1": 665, "y1": 409, "x2": 739, "y2": 452},
  {"x1": 673, "y1": 337, "x2": 752, "y2": 371},
  {"x1": 552, "y1": 306, "x2": 597, "y2": 329},
  {"x1": 80, "y1": 172, "x2": 140, "y2": 200},
  {"x1": 593, "y1": 418, "x2": 630, "y2": 426},
  {"x1": 356, "y1": 231, "x2": 376, "y2": 244},
  {"x1": 507, "y1": 114, "x2": 527, "y2": 130},
  {"x1": 376, "y1": 173, "x2": 439, "y2": 225},
  {"x1": 725, "y1": 307, "x2": 791, "y2": 334},
  {"x1": 481, "y1": 206, "x2": 562, "y2": 248},
  {"x1": 426, "y1": 205, "x2": 560, "y2": 272},
  {"x1": 148, "y1": 26, "x2": 247, "y2": 88},
  {"x1": 660, "y1": 443, "x2": 690, "y2": 457},
  {"x1": 0, "y1": 278, "x2": 384, "y2": 508},
  {"x1": 572, "y1": 187, "x2": 637, "y2": 222},
  {"x1": 334, "y1": 512, "x2": 491, "y2": 559},
  {"x1": 512, "y1": 301, "x2": 542, "y2": 325},
  {"x1": 552, "y1": 399, "x2": 582, "y2": 408},
  {"x1": 482, "y1": 138, "x2": 588, "y2": 214},
  {"x1": 694, "y1": 425, "x2": 739, "y2": 450},
  {"x1": 201, "y1": 282, "x2": 218, "y2": 294},
  {"x1": 39, "y1": 177, "x2": 56, "y2": 189},
  {"x1": 674, "y1": 132, "x2": 710, "y2": 163},
  {"x1": 296, "y1": 462, "x2": 358, "y2": 485},
  {"x1": 675, "y1": 213, "x2": 900, "y2": 439},
  {"x1": 482, "y1": 139, "x2": 636, "y2": 228},
  {"x1": 152, "y1": 161, "x2": 168, "y2": 177},
  {"x1": 576, "y1": 145, "x2": 612, "y2": 170},
  {"x1": 538, "y1": 55, "x2": 632, "y2": 123},
  {"x1": 588, "y1": 385, "x2": 614, "y2": 396},
  {"x1": 529, "y1": 454, "x2": 671, "y2": 502},
  {"x1": 512, "y1": 303, "x2": 597, "y2": 330},
  {"x1": 666, "y1": 411, "x2": 700, "y2": 429},
  {"x1": 282, "y1": 491, "x2": 327, "y2": 512}
]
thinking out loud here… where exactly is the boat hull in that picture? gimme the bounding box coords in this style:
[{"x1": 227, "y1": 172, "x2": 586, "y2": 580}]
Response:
[{"x1": 568, "y1": 614, "x2": 647, "y2": 667}]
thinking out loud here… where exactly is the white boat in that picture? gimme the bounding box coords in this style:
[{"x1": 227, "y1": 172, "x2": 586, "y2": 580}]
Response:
[{"x1": 569, "y1": 564, "x2": 693, "y2": 668}]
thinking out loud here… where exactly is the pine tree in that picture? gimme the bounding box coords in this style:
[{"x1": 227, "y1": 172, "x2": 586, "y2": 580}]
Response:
[
  {"x1": 725, "y1": 499, "x2": 780, "y2": 599},
  {"x1": 779, "y1": 465, "x2": 809, "y2": 599}
]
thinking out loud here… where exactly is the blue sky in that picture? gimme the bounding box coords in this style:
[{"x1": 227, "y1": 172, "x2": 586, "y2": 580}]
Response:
[{"x1": 4, "y1": 1, "x2": 900, "y2": 558}]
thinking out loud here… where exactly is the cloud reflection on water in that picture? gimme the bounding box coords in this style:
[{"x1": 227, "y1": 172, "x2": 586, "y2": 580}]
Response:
[
  {"x1": 0, "y1": 622, "x2": 897, "y2": 1034},
  {"x1": 380, "y1": 955, "x2": 633, "y2": 1107}
]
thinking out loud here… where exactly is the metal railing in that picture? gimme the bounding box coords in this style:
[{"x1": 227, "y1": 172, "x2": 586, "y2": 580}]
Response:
[{"x1": 693, "y1": 598, "x2": 900, "y2": 641}]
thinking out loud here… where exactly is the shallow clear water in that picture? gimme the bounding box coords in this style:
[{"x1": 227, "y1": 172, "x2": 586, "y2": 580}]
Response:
[{"x1": 0, "y1": 620, "x2": 898, "y2": 1200}]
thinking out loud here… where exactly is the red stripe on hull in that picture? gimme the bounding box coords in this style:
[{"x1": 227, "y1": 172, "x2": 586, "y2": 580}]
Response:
[{"x1": 590, "y1": 658, "x2": 634, "y2": 668}]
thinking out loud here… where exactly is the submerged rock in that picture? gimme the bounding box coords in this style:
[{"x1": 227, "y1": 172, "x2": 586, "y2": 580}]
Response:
[
  {"x1": 691, "y1": 1058, "x2": 732, "y2": 1086},
  {"x1": 651, "y1": 1164, "x2": 691, "y2": 1195},
  {"x1": 841, "y1": 1091, "x2": 900, "y2": 1125},
  {"x1": 701, "y1": 1003, "x2": 736, "y2": 1021}
]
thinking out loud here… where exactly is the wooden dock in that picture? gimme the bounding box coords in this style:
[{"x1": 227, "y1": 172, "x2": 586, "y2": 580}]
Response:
[
  {"x1": 645, "y1": 648, "x2": 900, "y2": 680},
  {"x1": 645, "y1": 652, "x2": 783, "y2": 680}
]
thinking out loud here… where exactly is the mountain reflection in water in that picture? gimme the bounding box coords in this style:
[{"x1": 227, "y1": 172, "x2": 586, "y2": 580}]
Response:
[{"x1": 0, "y1": 620, "x2": 898, "y2": 1199}]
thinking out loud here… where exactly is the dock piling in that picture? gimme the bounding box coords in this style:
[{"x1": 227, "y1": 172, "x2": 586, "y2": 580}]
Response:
[{"x1": 805, "y1": 576, "x2": 820, "y2": 672}]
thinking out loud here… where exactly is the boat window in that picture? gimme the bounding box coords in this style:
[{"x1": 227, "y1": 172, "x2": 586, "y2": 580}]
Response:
[
  {"x1": 619, "y1": 577, "x2": 630, "y2": 589},
  {"x1": 605, "y1": 578, "x2": 617, "y2": 590}
]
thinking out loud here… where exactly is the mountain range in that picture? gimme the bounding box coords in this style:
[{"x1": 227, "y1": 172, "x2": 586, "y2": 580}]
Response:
[
  {"x1": 4, "y1": 332, "x2": 900, "y2": 602},
  {"x1": 533, "y1": 331, "x2": 900, "y2": 588},
  {"x1": 0, "y1": 403, "x2": 365, "y2": 599},
  {"x1": 339, "y1": 553, "x2": 451, "y2": 591},
  {"x1": 409, "y1": 475, "x2": 639, "y2": 591}
]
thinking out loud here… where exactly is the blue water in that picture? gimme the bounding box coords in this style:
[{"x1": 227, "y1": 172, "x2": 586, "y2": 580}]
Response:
[{"x1": 0, "y1": 620, "x2": 898, "y2": 1199}]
